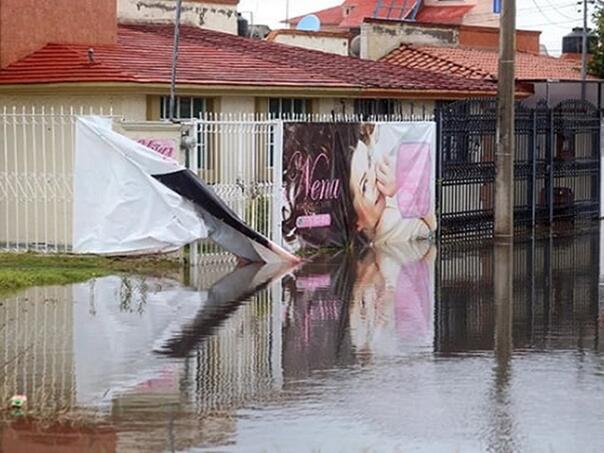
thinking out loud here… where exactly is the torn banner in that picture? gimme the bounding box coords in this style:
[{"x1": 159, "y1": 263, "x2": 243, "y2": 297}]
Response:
[{"x1": 74, "y1": 117, "x2": 298, "y2": 263}]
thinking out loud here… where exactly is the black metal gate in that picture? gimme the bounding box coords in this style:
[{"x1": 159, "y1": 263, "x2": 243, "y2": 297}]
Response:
[{"x1": 437, "y1": 99, "x2": 601, "y2": 239}]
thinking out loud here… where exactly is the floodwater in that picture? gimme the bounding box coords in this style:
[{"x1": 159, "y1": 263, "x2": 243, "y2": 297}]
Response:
[{"x1": 1, "y1": 231, "x2": 604, "y2": 452}]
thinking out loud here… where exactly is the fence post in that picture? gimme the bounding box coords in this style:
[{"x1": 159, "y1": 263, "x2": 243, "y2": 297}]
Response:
[
  {"x1": 436, "y1": 107, "x2": 443, "y2": 241},
  {"x1": 548, "y1": 109, "x2": 555, "y2": 225},
  {"x1": 598, "y1": 110, "x2": 604, "y2": 219},
  {"x1": 271, "y1": 120, "x2": 284, "y2": 247},
  {"x1": 531, "y1": 109, "x2": 537, "y2": 229}
]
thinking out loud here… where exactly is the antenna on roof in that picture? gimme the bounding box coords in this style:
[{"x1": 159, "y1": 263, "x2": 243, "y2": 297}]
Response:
[{"x1": 296, "y1": 14, "x2": 321, "y2": 32}]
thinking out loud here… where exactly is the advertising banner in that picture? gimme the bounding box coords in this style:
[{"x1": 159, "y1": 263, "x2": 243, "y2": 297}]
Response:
[{"x1": 282, "y1": 122, "x2": 437, "y2": 251}]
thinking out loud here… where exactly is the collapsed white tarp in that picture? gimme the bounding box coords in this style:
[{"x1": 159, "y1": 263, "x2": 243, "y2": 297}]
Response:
[
  {"x1": 74, "y1": 117, "x2": 299, "y2": 264},
  {"x1": 74, "y1": 116, "x2": 207, "y2": 255}
]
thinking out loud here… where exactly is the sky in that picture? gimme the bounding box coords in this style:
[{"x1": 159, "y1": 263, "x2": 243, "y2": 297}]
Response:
[{"x1": 237, "y1": 0, "x2": 595, "y2": 56}]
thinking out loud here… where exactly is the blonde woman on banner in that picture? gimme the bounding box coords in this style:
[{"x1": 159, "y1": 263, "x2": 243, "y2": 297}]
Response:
[{"x1": 348, "y1": 123, "x2": 437, "y2": 246}]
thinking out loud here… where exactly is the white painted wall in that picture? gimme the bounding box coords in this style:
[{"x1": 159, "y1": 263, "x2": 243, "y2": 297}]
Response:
[
  {"x1": 118, "y1": 0, "x2": 237, "y2": 34},
  {"x1": 271, "y1": 34, "x2": 349, "y2": 56},
  {"x1": 524, "y1": 82, "x2": 602, "y2": 108}
]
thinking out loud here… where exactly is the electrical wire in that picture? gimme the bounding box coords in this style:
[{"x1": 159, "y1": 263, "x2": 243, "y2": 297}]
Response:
[{"x1": 542, "y1": 0, "x2": 581, "y2": 20}]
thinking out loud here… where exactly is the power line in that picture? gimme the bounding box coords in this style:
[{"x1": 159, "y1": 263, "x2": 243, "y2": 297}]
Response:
[
  {"x1": 529, "y1": 0, "x2": 575, "y2": 26},
  {"x1": 542, "y1": 0, "x2": 581, "y2": 20}
]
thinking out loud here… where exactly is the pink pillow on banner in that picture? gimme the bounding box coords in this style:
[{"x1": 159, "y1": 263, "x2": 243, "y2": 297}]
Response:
[{"x1": 394, "y1": 143, "x2": 432, "y2": 219}]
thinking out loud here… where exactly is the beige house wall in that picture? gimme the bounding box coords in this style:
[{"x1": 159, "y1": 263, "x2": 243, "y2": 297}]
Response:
[
  {"x1": 118, "y1": 0, "x2": 238, "y2": 34},
  {"x1": 271, "y1": 34, "x2": 349, "y2": 56},
  {"x1": 314, "y1": 98, "x2": 354, "y2": 116},
  {"x1": 219, "y1": 96, "x2": 256, "y2": 115},
  {"x1": 0, "y1": 93, "x2": 147, "y2": 119}
]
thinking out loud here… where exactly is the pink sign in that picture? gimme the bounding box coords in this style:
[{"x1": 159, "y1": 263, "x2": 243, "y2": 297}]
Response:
[
  {"x1": 138, "y1": 138, "x2": 177, "y2": 159},
  {"x1": 296, "y1": 214, "x2": 331, "y2": 229},
  {"x1": 296, "y1": 274, "x2": 332, "y2": 290}
]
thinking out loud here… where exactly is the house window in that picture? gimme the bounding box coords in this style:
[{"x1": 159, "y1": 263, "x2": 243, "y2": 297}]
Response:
[
  {"x1": 268, "y1": 98, "x2": 309, "y2": 119},
  {"x1": 354, "y1": 99, "x2": 402, "y2": 118},
  {"x1": 160, "y1": 96, "x2": 207, "y2": 119}
]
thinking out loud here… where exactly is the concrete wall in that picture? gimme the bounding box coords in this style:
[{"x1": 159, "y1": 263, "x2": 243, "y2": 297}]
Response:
[
  {"x1": 270, "y1": 32, "x2": 349, "y2": 56},
  {"x1": 0, "y1": 0, "x2": 117, "y2": 68},
  {"x1": 118, "y1": 0, "x2": 238, "y2": 34},
  {"x1": 361, "y1": 19, "x2": 541, "y2": 61},
  {"x1": 360, "y1": 20, "x2": 458, "y2": 60}
]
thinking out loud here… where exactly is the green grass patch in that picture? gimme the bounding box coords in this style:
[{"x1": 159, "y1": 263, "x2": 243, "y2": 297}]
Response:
[{"x1": 0, "y1": 253, "x2": 182, "y2": 297}]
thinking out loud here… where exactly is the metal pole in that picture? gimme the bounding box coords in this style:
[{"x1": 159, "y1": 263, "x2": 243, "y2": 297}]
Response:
[
  {"x1": 495, "y1": 0, "x2": 516, "y2": 239},
  {"x1": 169, "y1": 0, "x2": 183, "y2": 121},
  {"x1": 581, "y1": 0, "x2": 588, "y2": 101},
  {"x1": 286, "y1": 0, "x2": 290, "y2": 25}
]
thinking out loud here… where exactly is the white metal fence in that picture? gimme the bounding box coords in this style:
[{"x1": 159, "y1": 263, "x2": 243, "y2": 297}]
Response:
[
  {"x1": 186, "y1": 115, "x2": 284, "y2": 263},
  {"x1": 0, "y1": 109, "x2": 284, "y2": 259},
  {"x1": 1, "y1": 106, "x2": 112, "y2": 253}
]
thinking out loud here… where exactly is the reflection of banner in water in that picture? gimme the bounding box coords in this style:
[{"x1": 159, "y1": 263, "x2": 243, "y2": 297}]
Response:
[
  {"x1": 282, "y1": 245, "x2": 435, "y2": 375},
  {"x1": 282, "y1": 122, "x2": 437, "y2": 251}
]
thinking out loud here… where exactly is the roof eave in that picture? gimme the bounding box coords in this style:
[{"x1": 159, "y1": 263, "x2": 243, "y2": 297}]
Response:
[{"x1": 0, "y1": 81, "x2": 500, "y2": 99}]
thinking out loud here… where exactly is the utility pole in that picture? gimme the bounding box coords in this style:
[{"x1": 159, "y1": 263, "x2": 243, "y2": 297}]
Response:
[
  {"x1": 495, "y1": 0, "x2": 516, "y2": 240},
  {"x1": 169, "y1": 0, "x2": 183, "y2": 121},
  {"x1": 286, "y1": 0, "x2": 291, "y2": 25},
  {"x1": 581, "y1": 0, "x2": 589, "y2": 101}
]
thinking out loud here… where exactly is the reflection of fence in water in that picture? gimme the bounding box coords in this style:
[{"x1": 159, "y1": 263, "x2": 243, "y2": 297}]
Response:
[
  {"x1": 0, "y1": 285, "x2": 75, "y2": 412},
  {"x1": 436, "y1": 233, "x2": 600, "y2": 352},
  {"x1": 184, "y1": 286, "x2": 280, "y2": 414}
]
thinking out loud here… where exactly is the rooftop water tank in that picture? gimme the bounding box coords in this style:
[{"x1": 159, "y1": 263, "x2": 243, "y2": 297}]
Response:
[
  {"x1": 237, "y1": 13, "x2": 249, "y2": 37},
  {"x1": 562, "y1": 27, "x2": 596, "y2": 54}
]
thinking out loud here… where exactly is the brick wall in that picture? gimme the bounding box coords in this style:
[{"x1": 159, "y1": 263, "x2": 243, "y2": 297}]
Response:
[{"x1": 0, "y1": 0, "x2": 117, "y2": 68}]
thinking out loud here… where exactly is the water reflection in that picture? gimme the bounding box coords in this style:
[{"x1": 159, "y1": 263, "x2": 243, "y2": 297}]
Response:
[
  {"x1": 436, "y1": 234, "x2": 600, "y2": 353},
  {"x1": 1, "y1": 231, "x2": 604, "y2": 452}
]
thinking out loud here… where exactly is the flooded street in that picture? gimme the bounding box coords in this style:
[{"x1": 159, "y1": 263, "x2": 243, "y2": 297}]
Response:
[{"x1": 2, "y1": 231, "x2": 604, "y2": 452}]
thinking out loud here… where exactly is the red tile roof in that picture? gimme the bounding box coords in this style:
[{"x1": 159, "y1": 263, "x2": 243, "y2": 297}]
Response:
[
  {"x1": 415, "y1": 6, "x2": 473, "y2": 25},
  {"x1": 382, "y1": 45, "x2": 493, "y2": 80},
  {"x1": 382, "y1": 44, "x2": 592, "y2": 82},
  {"x1": 0, "y1": 24, "x2": 497, "y2": 96}
]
